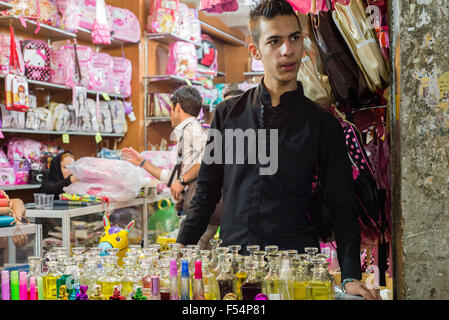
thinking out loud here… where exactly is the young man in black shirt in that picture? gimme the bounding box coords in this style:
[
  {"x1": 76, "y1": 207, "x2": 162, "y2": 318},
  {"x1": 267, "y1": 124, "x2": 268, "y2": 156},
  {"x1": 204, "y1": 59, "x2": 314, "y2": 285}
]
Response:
[{"x1": 177, "y1": 0, "x2": 380, "y2": 300}]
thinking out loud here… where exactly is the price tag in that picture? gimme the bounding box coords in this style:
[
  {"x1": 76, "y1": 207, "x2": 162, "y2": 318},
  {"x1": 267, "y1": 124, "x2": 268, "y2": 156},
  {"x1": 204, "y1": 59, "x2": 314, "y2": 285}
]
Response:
[
  {"x1": 95, "y1": 132, "x2": 102, "y2": 144},
  {"x1": 102, "y1": 93, "x2": 111, "y2": 101},
  {"x1": 128, "y1": 111, "x2": 136, "y2": 122},
  {"x1": 185, "y1": 79, "x2": 192, "y2": 86},
  {"x1": 62, "y1": 134, "x2": 70, "y2": 144}
]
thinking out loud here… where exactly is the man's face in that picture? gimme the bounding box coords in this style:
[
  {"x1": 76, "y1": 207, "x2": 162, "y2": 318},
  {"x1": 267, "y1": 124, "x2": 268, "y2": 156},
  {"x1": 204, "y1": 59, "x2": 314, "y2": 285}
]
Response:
[
  {"x1": 170, "y1": 103, "x2": 180, "y2": 128},
  {"x1": 251, "y1": 15, "x2": 303, "y2": 84}
]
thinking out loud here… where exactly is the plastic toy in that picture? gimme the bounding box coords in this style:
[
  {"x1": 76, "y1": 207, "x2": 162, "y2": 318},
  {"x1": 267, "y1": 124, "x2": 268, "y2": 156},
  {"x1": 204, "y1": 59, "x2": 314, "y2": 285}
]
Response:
[
  {"x1": 131, "y1": 286, "x2": 147, "y2": 300},
  {"x1": 98, "y1": 215, "x2": 135, "y2": 266},
  {"x1": 75, "y1": 285, "x2": 89, "y2": 300},
  {"x1": 58, "y1": 285, "x2": 69, "y2": 300},
  {"x1": 109, "y1": 285, "x2": 126, "y2": 300},
  {"x1": 89, "y1": 285, "x2": 106, "y2": 300}
]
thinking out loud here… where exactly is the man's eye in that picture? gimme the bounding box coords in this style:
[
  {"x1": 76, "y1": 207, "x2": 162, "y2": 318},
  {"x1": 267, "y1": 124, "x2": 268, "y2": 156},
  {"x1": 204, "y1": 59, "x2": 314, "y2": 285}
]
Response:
[
  {"x1": 268, "y1": 40, "x2": 278, "y2": 45},
  {"x1": 291, "y1": 35, "x2": 301, "y2": 41}
]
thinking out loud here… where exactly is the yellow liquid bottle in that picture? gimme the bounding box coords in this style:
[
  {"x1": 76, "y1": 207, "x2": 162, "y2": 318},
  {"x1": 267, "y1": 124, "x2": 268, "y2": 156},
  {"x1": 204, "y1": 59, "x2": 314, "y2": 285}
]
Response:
[
  {"x1": 235, "y1": 272, "x2": 247, "y2": 300},
  {"x1": 98, "y1": 280, "x2": 120, "y2": 298},
  {"x1": 43, "y1": 261, "x2": 61, "y2": 300},
  {"x1": 308, "y1": 281, "x2": 330, "y2": 300},
  {"x1": 98, "y1": 256, "x2": 121, "y2": 299},
  {"x1": 293, "y1": 281, "x2": 307, "y2": 300}
]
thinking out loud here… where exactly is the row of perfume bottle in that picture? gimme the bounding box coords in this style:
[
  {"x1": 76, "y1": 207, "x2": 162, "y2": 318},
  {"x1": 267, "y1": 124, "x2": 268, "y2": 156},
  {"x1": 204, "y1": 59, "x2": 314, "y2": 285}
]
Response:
[{"x1": 0, "y1": 240, "x2": 336, "y2": 300}]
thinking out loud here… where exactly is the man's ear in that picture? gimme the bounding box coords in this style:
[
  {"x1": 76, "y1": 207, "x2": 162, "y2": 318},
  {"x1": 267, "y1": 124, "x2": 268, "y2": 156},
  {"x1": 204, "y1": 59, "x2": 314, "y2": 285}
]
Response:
[
  {"x1": 175, "y1": 103, "x2": 183, "y2": 114},
  {"x1": 248, "y1": 43, "x2": 262, "y2": 61}
]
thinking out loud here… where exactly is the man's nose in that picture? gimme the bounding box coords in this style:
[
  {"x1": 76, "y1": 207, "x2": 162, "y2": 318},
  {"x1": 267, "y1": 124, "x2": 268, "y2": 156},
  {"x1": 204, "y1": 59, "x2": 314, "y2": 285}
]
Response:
[{"x1": 280, "y1": 40, "x2": 294, "y2": 57}]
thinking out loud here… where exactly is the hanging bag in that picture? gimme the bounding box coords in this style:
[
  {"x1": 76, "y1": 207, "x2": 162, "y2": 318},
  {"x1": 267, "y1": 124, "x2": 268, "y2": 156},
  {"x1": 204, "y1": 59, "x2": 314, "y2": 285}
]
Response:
[
  {"x1": 310, "y1": 0, "x2": 376, "y2": 113},
  {"x1": 332, "y1": 0, "x2": 390, "y2": 93},
  {"x1": 20, "y1": 39, "x2": 51, "y2": 82},
  {"x1": 91, "y1": 0, "x2": 111, "y2": 45}
]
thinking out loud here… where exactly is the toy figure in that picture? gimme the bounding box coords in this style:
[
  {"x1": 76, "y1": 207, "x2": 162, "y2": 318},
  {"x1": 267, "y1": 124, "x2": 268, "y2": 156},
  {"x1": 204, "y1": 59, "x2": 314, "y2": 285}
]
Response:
[
  {"x1": 89, "y1": 285, "x2": 106, "y2": 300},
  {"x1": 58, "y1": 285, "x2": 69, "y2": 300},
  {"x1": 131, "y1": 286, "x2": 147, "y2": 300},
  {"x1": 98, "y1": 215, "x2": 135, "y2": 266},
  {"x1": 76, "y1": 285, "x2": 89, "y2": 300},
  {"x1": 109, "y1": 285, "x2": 126, "y2": 300},
  {"x1": 69, "y1": 286, "x2": 79, "y2": 300}
]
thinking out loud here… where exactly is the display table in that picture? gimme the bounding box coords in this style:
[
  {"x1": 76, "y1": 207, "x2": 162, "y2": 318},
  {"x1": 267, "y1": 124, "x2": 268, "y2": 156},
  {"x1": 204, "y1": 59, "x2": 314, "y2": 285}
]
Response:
[
  {"x1": 25, "y1": 197, "x2": 148, "y2": 256},
  {"x1": 0, "y1": 223, "x2": 42, "y2": 266}
]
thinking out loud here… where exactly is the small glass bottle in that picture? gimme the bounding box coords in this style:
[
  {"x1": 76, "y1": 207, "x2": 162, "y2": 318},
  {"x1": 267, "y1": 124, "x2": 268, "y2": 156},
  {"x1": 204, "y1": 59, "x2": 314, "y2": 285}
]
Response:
[
  {"x1": 241, "y1": 260, "x2": 262, "y2": 300},
  {"x1": 306, "y1": 258, "x2": 330, "y2": 300},
  {"x1": 149, "y1": 276, "x2": 161, "y2": 300},
  {"x1": 279, "y1": 258, "x2": 294, "y2": 300},
  {"x1": 159, "y1": 258, "x2": 171, "y2": 300},
  {"x1": 263, "y1": 252, "x2": 281, "y2": 300},
  {"x1": 97, "y1": 256, "x2": 120, "y2": 299},
  {"x1": 208, "y1": 239, "x2": 223, "y2": 274},
  {"x1": 80, "y1": 259, "x2": 100, "y2": 297},
  {"x1": 212, "y1": 247, "x2": 230, "y2": 276},
  {"x1": 180, "y1": 259, "x2": 190, "y2": 300},
  {"x1": 169, "y1": 259, "x2": 180, "y2": 300},
  {"x1": 43, "y1": 261, "x2": 62, "y2": 300},
  {"x1": 246, "y1": 245, "x2": 260, "y2": 258},
  {"x1": 264, "y1": 245, "x2": 279, "y2": 274},
  {"x1": 253, "y1": 250, "x2": 267, "y2": 282},
  {"x1": 120, "y1": 257, "x2": 142, "y2": 299},
  {"x1": 292, "y1": 255, "x2": 307, "y2": 300},
  {"x1": 216, "y1": 255, "x2": 237, "y2": 300},
  {"x1": 200, "y1": 251, "x2": 218, "y2": 300},
  {"x1": 141, "y1": 257, "x2": 153, "y2": 299},
  {"x1": 56, "y1": 258, "x2": 79, "y2": 299},
  {"x1": 234, "y1": 256, "x2": 247, "y2": 300},
  {"x1": 228, "y1": 245, "x2": 241, "y2": 274},
  {"x1": 192, "y1": 260, "x2": 205, "y2": 300},
  {"x1": 89, "y1": 284, "x2": 106, "y2": 300}
]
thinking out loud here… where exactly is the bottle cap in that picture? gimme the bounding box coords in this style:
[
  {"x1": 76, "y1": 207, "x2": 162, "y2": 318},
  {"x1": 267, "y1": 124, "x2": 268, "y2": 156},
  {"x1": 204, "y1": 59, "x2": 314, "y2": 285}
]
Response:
[
  {"x1": 181, "y1": 260, "x2": 189, "y2": 278},
  {"x1": 151, "y1": 276, "x2": 160, "y2": 296},
  {"x1": 169, "y1": 259, "x2": 178, "y2": 278},
  {"x1": 194, "y1": 260, "x2": 202, "y2": 280}
]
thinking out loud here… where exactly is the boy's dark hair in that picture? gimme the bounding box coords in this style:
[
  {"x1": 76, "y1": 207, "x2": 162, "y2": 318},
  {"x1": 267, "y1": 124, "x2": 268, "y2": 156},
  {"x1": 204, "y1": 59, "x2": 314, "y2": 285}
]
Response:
[
  {"x1": 249, "y1": 0, "x2": 300, "y2": 45},
  {"x1": 171, "y1": 86, "x2": 203, "y2": 117}
]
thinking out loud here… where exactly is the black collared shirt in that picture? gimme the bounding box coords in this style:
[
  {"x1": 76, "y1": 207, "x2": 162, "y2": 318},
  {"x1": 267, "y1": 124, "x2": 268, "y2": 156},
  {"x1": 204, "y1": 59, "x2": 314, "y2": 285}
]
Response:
[{"x1": 177, "y1": 80, "x2": 361, "y2": 280}]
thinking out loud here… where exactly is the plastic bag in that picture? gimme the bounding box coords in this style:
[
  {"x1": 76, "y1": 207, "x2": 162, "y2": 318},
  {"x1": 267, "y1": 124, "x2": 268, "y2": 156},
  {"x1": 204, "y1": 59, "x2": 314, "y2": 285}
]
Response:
[{"x1": 65, "y1": 157, "x2": 151, "y2": 202}]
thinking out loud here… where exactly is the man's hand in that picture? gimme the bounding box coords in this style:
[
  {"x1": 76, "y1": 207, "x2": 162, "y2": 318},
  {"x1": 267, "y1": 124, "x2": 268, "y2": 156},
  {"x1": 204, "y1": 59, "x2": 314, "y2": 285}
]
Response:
[
  {"x1": 171, "y1": 180, "x2": 186, "y2": 201},
  {"x1": 344, "y1": 280, "x2": 382, "y2": 300},
  {"x1": 121, "y1": 147, "x2": 144, "y2": 167}
]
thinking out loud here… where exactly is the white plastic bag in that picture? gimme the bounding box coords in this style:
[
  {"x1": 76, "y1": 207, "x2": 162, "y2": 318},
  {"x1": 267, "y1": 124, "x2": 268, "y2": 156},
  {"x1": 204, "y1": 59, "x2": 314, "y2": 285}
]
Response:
[{"x1": 65, "y1": 157, "x2": 151, "y2": 202}]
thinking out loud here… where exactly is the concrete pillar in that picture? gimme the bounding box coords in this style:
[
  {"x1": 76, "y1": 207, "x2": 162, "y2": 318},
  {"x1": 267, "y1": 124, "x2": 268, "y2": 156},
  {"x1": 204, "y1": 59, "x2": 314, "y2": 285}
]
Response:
[{"x1": 390, "y1": 0, "x2": 449, "y2": 299}]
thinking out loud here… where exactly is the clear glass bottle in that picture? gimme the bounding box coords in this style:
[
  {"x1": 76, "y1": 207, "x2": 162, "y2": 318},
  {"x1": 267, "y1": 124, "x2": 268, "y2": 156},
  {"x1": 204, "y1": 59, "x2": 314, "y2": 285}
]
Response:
[
  {"x1": 264, "y1": 245, "x2": 279, "y2": 274},
  {"x1": 120, "y1": 257, "x2": 142, "y2": 299},
  {"x1": 263, "y1": 252, "x2": 281, "y2": 300},
  {"x1": 241, "y1": 260, "x2": 262, "y2": 300},
  {"x1": 159, "y1": 257, "x2": 171, "y2": 300},
  {"x1": 97, "y1": 256, "x2": 120, "y2": 299},
  {"x1": 208, "y1": 239, "x2": 223, "y2": 273},
  {"x1": 192, "y1": 260, "x2": 205, "y2": 300},
  {"x1": 305, "y1": 258, "x2": 330, "y2": 300},
  {"x1": 279, "y1": 258, "x2": 294, "y2": 300},
  {"x1": 80, "y1": 258, "x2": 99, "y2": 297},
  {"x1": 228, "y1": 245, "x2": 241, "y2": 274},
  {"x1": 141, "y1": 257, "x2": 153, "y2": 299},
  {"x1": 315, "y1": 256, "x2": 335, "y2": 300},
  {"x1": 43, "y1": 261, "x2": 62, "y2": 300},
  {"x1": 216, "y1": 255, "x2": 237, "y2": 300},
  {"x1": 56, "y1": 258, "x2": 79, "y2": 298},
  {"x1": 234, "y1": 256, "x2": 247, "y2": 300},
  {"x1": 169, "y1": 258, "x2": 180, "y2": 300},
  {"x1": 246, "y1": 245, "x2": 260, "y2": 258},
  {"x1": 253, "y1": 250, "x2": 267, "y2": 282},
  {"x1": 200, "y1": 250, "x2": 219, "y2": 300},
  {"x1": 180, "y1": 259, "x2": 190, "y2": 300},
  {"x1": 292, "y1": 255, "x2": 307, "y2": 300},
  {"x1": 212, "y1": 247, "x2": 230, "y2": 276}
]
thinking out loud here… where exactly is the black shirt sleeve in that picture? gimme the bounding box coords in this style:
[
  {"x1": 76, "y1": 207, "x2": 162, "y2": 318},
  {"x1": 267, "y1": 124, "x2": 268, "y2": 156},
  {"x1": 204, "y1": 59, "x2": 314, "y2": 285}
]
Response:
[
  {"x1": 39, "y1": 176, "x2": 72, "y2": 197},
  {"x1": 318, "y1": 112, "x2": 362, "y2": 281},
  {"x1": 176, "y1": 105, "x2": 226, "y2": 245}
]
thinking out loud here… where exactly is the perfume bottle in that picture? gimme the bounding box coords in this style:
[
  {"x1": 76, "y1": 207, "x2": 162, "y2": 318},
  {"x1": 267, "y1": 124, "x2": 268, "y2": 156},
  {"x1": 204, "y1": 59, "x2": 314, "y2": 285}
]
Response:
[
  {"x1": 216, "y1": 254, "x2": 237, "y2": 300},
  {"x1": 43, "y1": 261, "x2": 62, "y2": 300},
  {"x1": 80, "y1": 259, "x2": 100, "y2": 297},
  {"x1": 200, "y1": 251, "x2": 218, "y2": 300},
  {"x1": 58, "y1": 285, "x2": 69, "y2": 300},
  {"x1": 228, "y1": 245, "x2": 241, "y2": 274},
  {"x1": 169, "y1": 259, "x2": 180, "y2": 300},
  {"x1": 292, "y1": 255, "x2": 307, "y2": 300},
  {"x1": 263, "y1": 245, "x2": 279, "y2": 274},
  {"x1": 234, "y1": 256, "x2": 247, "y2": 300},
  {"x1": 192, "y1": 260, "x2": 205, "y2": 300},
  {"x1": 212, "y1": 247, "x2": 230, "y2": 276},
  {"x1": 241, "y1": 260, "x2": 262, "y2": 300},
  {"x1": 120, "y1": 257, "x2": 142, "y2": 299},
  {"x1": 27, "y1": 256, "x2": 43, "y2": 300},
  {"x1": 180, "y1": 259, "x2": 190, "y2": 300},
  {"x1": 305, "y1": 258, "x2": 331, "y2": 300},
  {"x1": 109, "y1": 285, "x2": 126, "y2": 300},
  {"x1": 159, "y1": 258, "x2": 171, "y2": 300},
  {"x1": 208, "y1": 239, "x2": 223, "y2": 273},
  {"x1": 97, "y1": 256, "x2": 120, "y2": 299},
  {"x1": 141, "y1": 257, "x2": 153, "y2": 299},
  {"x1": 263, "y1": 252, "x2": 281, "y2": 300},
  {"x1": 316, "y1": 254, "x2": 335, "y2": 300},
  {"x1": 279, "y1": 258, "x2": 294, "y2": 300},
  {"x1": 253, "y1": 250, "x2": 267, "y2": 282},
  {"x1": 149, "y1": 276, "x2": 161, "y2": 300}
]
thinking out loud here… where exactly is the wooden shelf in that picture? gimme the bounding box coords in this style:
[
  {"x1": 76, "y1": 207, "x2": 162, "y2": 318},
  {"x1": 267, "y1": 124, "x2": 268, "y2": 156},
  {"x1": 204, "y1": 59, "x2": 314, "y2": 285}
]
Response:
[
  {"x1": 77, "y1": 27, "x2": 137, "y2": 48},
  {"x1": 1, "y1": 128, "x2": 125, "y2": 138},
  {"x1": 199, "y1": 20, "x2": 246, "y2": 47},
  {"x1": 145, "y1": 117, "x2": 171, "y2": 125},
  {"x1": 1, "y1": 184, "x2": 41, "y2": 191},
  {"x1": 145, "y1": 75, "x2": 203, "y2": 86},
  {"x1": 146, "y1": 32, "x2": 202, "y2": 48},
  {"x1": 0, "y1": 15, "x2": 76, "y2": 41}
]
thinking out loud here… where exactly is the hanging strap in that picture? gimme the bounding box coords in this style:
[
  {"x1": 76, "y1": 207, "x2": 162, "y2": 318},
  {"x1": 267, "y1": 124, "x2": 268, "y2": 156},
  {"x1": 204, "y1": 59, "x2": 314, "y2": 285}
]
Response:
[
  {"x1": 324, "y1": 0, "x2": 332, "y2": 11},
  {"x1": 9, "y1": 26, "x2": 20, "y2": 73}
]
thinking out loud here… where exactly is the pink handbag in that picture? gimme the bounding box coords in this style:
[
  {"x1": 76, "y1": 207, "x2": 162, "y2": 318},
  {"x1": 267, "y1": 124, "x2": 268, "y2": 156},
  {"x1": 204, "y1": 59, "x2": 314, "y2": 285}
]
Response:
[
  {"x1": 62, "y1": 44, "x2": 93, "y2": 88},
  {"x1": 107, "y1": 5, "x2": 141, "y2": 43},
  {"x1": 56, "y1": 0, "x2": 81, "y2": 32},
  {"x1": 111, "y1": 57, "x2": 132, "y2": 97},
  {"x1": 166, "y1": 41, "x2": 197, "y2": 79},
  {"x1": 50, "y1": 47, "x2": 75, "y2": 86},
  {"x1": 90, "y1": 52, "x2": 113, "y2": 93}
]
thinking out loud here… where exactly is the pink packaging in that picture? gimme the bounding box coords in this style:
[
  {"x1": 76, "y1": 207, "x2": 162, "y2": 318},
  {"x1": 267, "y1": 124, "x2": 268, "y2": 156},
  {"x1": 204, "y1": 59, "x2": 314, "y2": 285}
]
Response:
[
  {"x1": 0, "y1": 151, "x2": 10, "y2": 169},
  {"x1": 20, "y1": 40, "x2": 51, "y2": 82},
  {"x1": 0, "y1": 31, "x2": 25, "y2": 76},
  {"x1": 90, "y1": 52, "x2": 113, "y2": 93},
  {"x1": 165, "y1": 41, "x2": 197, "y2": 79},
  {"x1": 50, "y1": 48, "x2": 75, "y2": 86},
  {"x1": 141, "y1": 150, "x2": 177, "y2": 194},
  {"x1": 6, "y1": 138, "x2": 43, "y2": 164},
  {"x1": 251, "y1": 58, "x2": 264, "y2": 72},
  {"x1": 107, "y1": 5, "x2": 141, "y2": 43},
  {"x1": 62, "y1": 44, "x2": 93, "y2": 88},
  {"x1": 56, "y1": 0, "x2": 81, "y2": 32},
  {"x1": 147, "y1": 0, "x2": 179, "y2": 34},
  {"x1": 38, "y1": 0, "x2": 59, "y2": 27},
  {"x1": 111, "y1": 57, "x2": 132, "y2": 97},
  {"x1": 0, "y1": 168, "x2": 15, "y2": 186}
]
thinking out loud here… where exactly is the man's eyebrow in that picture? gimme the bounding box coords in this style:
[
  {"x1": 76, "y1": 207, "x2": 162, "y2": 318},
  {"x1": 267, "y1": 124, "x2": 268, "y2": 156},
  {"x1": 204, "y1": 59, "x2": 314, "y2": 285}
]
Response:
[{"x1": 265, "y1": 31, "x2": 301, "y2": 41}]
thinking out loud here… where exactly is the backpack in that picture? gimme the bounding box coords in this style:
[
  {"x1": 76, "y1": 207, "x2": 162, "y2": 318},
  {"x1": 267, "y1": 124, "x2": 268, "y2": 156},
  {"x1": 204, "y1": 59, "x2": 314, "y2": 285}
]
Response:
[
  {"x1": 50, "y1": 47, "x2": 75, "y2": 86},
  {"x1": 37, "y1": 0, "x2": 59, "y2": 27},
  {"x1": 107, "y1": 5, "x2": 141, "y2": 43},
  {"x1": 166, "y1": 41, "x2": 197, "y2": 79},
  {"x1": 0, "y1": 31, "x2": 25, "y2": 76},
  {"x1": 107, "y1": 100, "x2": 127, "y2": 134},
  {"x1": 56, "y1": 0, "x2": 81, "y2": 32},
  {"x1": 90, "y1": 52, "x2": 113, "y2": 93},
  {"x1": 62, "y1": 44, "x2": 93, "y2": 88},
  {"x1": 147, "y1": 0, "x2": 179, "y2": 34},
  {"x1": 20, "y1": 40, "x2": 51, "y2": 82},
  {"x1": 111, "y1": 57, "x2": 132, "y2": 97},
  {"x1": 196, "y1": 34, "x2": 217, "y2": 70}
]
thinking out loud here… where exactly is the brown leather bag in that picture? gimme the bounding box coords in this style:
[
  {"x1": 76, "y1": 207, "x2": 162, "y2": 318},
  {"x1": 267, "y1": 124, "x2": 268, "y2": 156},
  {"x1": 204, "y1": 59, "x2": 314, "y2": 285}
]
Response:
[{"x1": 310, "y1": 0, "x2": 377, "y2": 113}]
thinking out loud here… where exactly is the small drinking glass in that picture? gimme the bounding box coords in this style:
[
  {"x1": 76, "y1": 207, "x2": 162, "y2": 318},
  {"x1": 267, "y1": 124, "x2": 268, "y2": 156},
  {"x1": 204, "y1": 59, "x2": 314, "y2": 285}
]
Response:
[
  {"x1": 33, "y1": 193, "x2": 45, "y2": 209},
  {"x1": 43, "y1": 194, "x2": 54, "y2": 210}
]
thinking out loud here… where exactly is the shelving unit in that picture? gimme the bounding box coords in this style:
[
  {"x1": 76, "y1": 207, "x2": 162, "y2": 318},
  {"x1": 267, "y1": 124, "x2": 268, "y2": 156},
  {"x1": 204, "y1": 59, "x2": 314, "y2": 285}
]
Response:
[
  {"x1": 1, "y1": 184, "x2": 41, "y2": 191},
  {"x1": 146, "y1": 32, "x2": 202, "y2": 48},
  {"x1": 199, "y1": 19, "x2": 246, "y2": 47},
  {"x1": 77, "y1": 27, "x2": 137, "y2": 49},
  {"x1": 144, "y1": 75, "x2": 203, "y2": 86},
  {"x1": 1, "y1": 128, "x2": 125, "y2": 138},
  {"x1": 145, "y1": 116, "x2": 171, "y2": 126},
  {"x1": 243, "y1": 71, "x2": 264, "y2": 77}
]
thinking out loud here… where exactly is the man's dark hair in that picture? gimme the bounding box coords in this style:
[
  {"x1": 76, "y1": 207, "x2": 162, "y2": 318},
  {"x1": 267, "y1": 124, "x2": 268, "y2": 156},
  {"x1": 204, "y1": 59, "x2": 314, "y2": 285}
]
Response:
[
  {"x1": 249, "y1": 0, "x2": 300, "y2": 45},
  {"x1": 171, "y1": 85, "x2": 203, "y2": 117}
]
